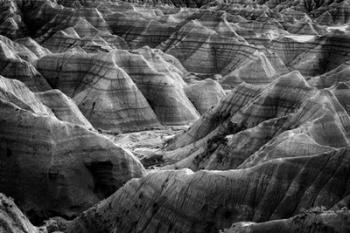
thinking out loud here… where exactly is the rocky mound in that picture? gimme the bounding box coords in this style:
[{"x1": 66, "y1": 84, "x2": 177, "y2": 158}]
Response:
[
  {"x1": 36, "y1": 50, "x2": 162, "y2": 132},
  {"x1": 0, "y1": 75, "x2": 145, "y2": 223},
  {"x1": 41, "y1": 18, "x2": 128, "y2": 53},
  {"x1": 1, "y1": 0, "x2": 348, "y2": 83},
  {"x1": 54, "y1": 148, "x2": 350, "y2": 233},
  {"x1": 0, "y1": 193, "x2": 46, "y2": 233},
  {"x1": 111, "y1": 47, "x2": 199, "y2": 125},
  {"x1": 223, "y1": 208, "x2": 350, "y2": 233},
  {"x1": 184, "y1": 79, "x2": 225, "y2": 114},
  {"x1": 36, "y1": 48, "x2": 199, "y2": 132},
  {"x1": 161, "y1": 70, "x2": 350, "y2": 171},
  {"x1": 0, "y1": 0, "x2": 349, "y2": 233},
  {"x1": 35, "y1": 89, "x2": 94, "y2": 128},
  {"x1": 0, "y1": 36, "x2": 50, "y2": 91}
]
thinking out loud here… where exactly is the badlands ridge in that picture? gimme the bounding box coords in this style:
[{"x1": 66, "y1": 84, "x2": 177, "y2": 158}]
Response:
[{"x1": 0, "y1": 0, "x2": 350, "y2": 232}]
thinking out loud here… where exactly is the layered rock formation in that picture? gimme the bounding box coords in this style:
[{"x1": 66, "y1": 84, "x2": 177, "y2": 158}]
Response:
[
  {"x1": 55, "y1": 148, "x2": 350, "y2": 233},
  {"x1": 184, "y1": 79, "x2": 225, "y2": 114},
  {"x1": 0, "y1": 193, "x2": 46, "y2": 233},
  {"x1": 0, "y1": 0, "x2": 349, "y2": 233},
  {"x1": 35, "y1": 48, "x2": 199, "y2": 132},
  {"x1": 0, "y1": 36, "x2": 51, "y2": 91},
  {"x1": 41, "y1": 18, "x2": 128, "y2": 53},
  {"x1": 162, "y1": 70, "x2": 350, "y2": 171},
  {"x1": 111, "y1": 48, "x2": 199, "y2": 125},
  {"x1": 0, "y1": 75, "x2": 145, "y2": 223},
  {"x1": 223, "y1": 208, "x2": 350, "y2": 233},
  {"x1": 35, "y1": 89, "x2": 94, "y2": 128},
  {"x1": 36, "y1": 51, "x2": 162, "y2": 132}
]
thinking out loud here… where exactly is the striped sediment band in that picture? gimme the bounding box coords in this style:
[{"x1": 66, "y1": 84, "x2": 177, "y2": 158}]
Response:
[
  {"x1": 63, "y1": 148, "x2": 350, "y2": 233},
  {"x1": 0, "y1": 79, "x2": 146, "y2": 222}
]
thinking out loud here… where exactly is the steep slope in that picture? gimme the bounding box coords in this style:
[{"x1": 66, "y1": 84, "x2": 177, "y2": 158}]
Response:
[
  {"x1": 0, "y1": 76, "x2": 145, "y2": 223},
  {"x1": 0, "y1": 1, "x2": 349, "y2": 233},
  {"x1": 41, "y1": 18, "x2": 128, "y2": 53},
  {"x1": 0, "y1": 193, "x2": 46, "y2": 233},
  {"x1": 35, "y1": 89, "x2": 94, "y2": 128},
  {"x1": 106, "y1": 9, "x2": 178, "y2": 48},
  {"x1": 184, "y1": 79, "x2": 225, "y2": 114},
  {"x1": 37, "y1": 48, "x2": 199, "y2": 131},
  {"x1": 0, "y1": 36, "x2": 51, "y2": 91},
  {"x1": 57, "y1": 148, "x2": 350, "y2": 233},
  {"x1": 112, "y1": 48, "x2": 199, "y2": 125},
  {"x1": 160, "y1": 19, "x2": 259, "y2": 75},
  {"x1": 36, "y1": 51, "x2": 162, "y2": 132},
  {"x1": 223, "y1": 208, "x2": 350, "y2": 233},
  {"x1": 161, "y1": 71, "x2": 350, "y2": 171}
]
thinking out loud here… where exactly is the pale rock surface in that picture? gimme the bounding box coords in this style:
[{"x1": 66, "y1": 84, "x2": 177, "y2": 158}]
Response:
[
  {"x1": 184, "y1": 79, "x2": 225, "y2": 114},
  {"x1": 0, "y1": 193, "x2": 46, "y2": 233}
]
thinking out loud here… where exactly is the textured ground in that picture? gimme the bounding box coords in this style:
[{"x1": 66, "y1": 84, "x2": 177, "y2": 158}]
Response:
[{"x1": 0, "y1": 0, "x2": 350, "y2": 232}]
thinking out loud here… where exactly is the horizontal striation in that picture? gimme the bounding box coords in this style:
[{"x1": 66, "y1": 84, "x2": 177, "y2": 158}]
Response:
[
  {"x1": 0, "y1": 95, "x2": 145, "y2": 223},
  {"x1": 62, "y1": 149, "x2": 350, "y2": 233},
  {"x1": 36, "y1": 51, "x2": 162, "y2": 132},
  {"x1": 35, "y1": 89, "x2": 94, "y2": 128}
]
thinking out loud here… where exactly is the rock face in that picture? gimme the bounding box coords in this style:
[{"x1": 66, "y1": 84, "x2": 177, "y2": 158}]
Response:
[
  {"x1": 162, "y1": 70, "x2": 350, "y2": 171},
  {"x1": 0, "y1": 0, "x2": 350, "y2": 233},
  {"x1": 36, "y1": 48, "x2": 199, "y2": 132},
  {"x1": 35, "y1": 89, "x2": 94, "y2": 128},
  {"x1": 0, "y1": 36, "x2": 51, "y2": 91},
  {"x1": 41, "y1": 18, "x2": 128, "y2": 53},
  {"x1": 0, "y1": 193, "x2": 46, "y2": 233},
  {"x1": 0, "y1": 75, "x2": 145, "y2": 223},
  {"x1": 59, "y1": 148, "x2": 350, "y2": 233},
  {"x1": 184, "y1": 79, "x2": 225, "y2": 114},
  {"x1": 111, "y1": 48, "x2": 199, "y2": 125},
  {"x1": 36, "y1": 51, "x2": 162, "y2": 132},
  {"x1": 223, "y1": 208, "x2": 350, "y2": 233}
]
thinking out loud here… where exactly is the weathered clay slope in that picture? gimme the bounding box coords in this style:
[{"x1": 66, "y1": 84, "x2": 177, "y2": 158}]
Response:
[
  {"x1": 36, "y1": 47, "x2": 200, "y2": 131},
  {"x1": 0, "y1": 193, "x2": 46, "y2": 233},
  {"x1": 1, "y1": 0, "x2": 348, "y2": 84},
  {"x1": 0, "y1": 76, "x2": 145, "y2": 223},
  {"x1": 223, "y1": 208, "x2": 350, "y2": 233},
  {"x1": 184, "y1": 79, "x2": 225, "y2": 114},
  {"x1": 41, "y1": 18, "x2": 128, "y2": 53},
  {"x1": 161, "y1": 70, "x2": 350, "y2": 171},
  {"x1": 35, "y1": 89, "x2": 94, "y2": 128},
  {"x1": 36, "y1": 51, "x2": 162, "y2": 132},
  {"x1": 58, "y1": 148, "x2": 350, "y2": 233},
  {"x1": 0, "y1": 36, "x2": 51, "y2": 91},
  {"x1": 0, "y1": 1, "x2": 349, "y2": 233},
  {"x1": 111, "y1": 48, "x2": 200, "y2": 125}
]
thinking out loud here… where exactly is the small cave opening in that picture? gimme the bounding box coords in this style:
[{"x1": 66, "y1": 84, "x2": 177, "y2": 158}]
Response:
[{"x1": 86, "y1": 161, "x2": 117, "y2": 198}]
